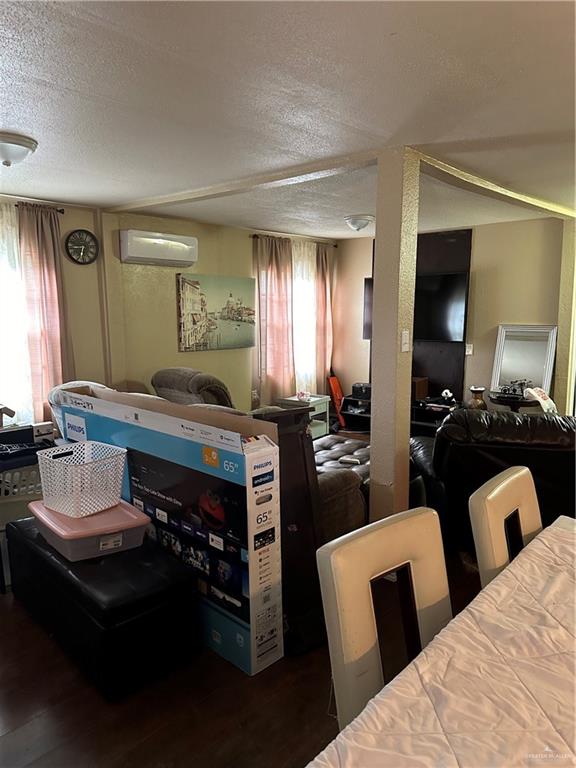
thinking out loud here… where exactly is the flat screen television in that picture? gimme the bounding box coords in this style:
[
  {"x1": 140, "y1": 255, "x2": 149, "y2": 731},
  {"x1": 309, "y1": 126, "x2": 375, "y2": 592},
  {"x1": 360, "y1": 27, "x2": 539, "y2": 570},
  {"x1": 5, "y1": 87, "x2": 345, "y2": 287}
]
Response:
[{"x1": 413, "y1": 272, "x2": 468, "y2": 342}]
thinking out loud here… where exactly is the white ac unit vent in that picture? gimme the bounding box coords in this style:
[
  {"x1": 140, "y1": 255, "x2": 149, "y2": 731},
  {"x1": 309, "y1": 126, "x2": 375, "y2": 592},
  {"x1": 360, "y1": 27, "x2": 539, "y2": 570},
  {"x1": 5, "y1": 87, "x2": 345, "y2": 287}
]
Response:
[{"x1": 119, "y1": 230, "x2": 198, "y2": 267}]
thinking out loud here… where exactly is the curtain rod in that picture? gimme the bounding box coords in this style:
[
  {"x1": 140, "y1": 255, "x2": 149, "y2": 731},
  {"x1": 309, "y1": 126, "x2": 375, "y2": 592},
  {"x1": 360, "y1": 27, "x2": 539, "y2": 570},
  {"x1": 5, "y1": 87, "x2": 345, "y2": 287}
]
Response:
[
  {"x1": 15, "y1": 203, "x2": 64, "y2": 214},
  {"x1": 250, "y1": 233, "x2": 337, "y2": 248}
]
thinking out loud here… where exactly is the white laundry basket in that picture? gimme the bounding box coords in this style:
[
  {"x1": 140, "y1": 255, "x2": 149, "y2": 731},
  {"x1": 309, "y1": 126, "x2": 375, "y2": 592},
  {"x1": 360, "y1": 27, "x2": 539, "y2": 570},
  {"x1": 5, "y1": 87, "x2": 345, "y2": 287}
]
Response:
[
  {"x1": 37, "y1": 441, "x2": 127, "y2": 518},
  {"x1": 0, "y1": 464, "x2": 42, "y2": 503}
]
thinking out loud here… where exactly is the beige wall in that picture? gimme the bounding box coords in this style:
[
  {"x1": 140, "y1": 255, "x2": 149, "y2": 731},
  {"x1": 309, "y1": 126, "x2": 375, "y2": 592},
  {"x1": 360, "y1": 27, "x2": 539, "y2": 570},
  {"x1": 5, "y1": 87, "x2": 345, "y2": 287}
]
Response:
[
  {"x1": 110, "y1": 214, "x2": 253, "y2": 410},
  {"x1": 59, "y1": 207, "x2": 107, "y2": 383},
  {"x1": 464, "y1": 218, "x2": 563, "y2": 397},
  {"x1": 332, "y1": 218, "x2": 565, "y2": 400},
  {"x1": 331, "y1": 237, "x2": 372, "y2": 393},
  {"x1": 58, "y1": 210, "x2": 254, "y2": 411}
]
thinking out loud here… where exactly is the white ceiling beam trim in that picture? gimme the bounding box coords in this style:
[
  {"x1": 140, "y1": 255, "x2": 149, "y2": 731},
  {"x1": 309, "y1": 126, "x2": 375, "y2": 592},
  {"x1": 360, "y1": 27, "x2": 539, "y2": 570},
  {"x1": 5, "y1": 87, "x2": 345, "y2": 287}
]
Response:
[
  {"x1": 108, "y1": 150, "x2": 379, "y2": 212},
  {"x1": 110, "y1": 145, "x2": 575, "y2": 225},
  {"x1": 414, "y1": 150, "x2": 576, "y2": 220}
]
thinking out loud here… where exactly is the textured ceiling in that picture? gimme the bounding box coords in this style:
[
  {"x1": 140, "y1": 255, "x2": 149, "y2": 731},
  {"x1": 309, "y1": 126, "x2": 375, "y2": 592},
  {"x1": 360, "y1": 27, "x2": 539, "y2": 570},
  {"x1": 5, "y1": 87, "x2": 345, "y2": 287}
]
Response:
[
  {"x1": 0, "y1": 1, "x2": 573, "y2": 220},
  {"x1": 145, "y1": 169, "x2": 548, "y2": 239}
]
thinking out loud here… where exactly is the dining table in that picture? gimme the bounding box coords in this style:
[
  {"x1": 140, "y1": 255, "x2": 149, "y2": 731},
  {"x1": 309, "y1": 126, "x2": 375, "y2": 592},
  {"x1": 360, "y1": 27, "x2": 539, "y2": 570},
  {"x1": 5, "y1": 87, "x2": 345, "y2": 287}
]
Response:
[{"x1": 309, "y1": 516, "x2": 575, "y2": 768}]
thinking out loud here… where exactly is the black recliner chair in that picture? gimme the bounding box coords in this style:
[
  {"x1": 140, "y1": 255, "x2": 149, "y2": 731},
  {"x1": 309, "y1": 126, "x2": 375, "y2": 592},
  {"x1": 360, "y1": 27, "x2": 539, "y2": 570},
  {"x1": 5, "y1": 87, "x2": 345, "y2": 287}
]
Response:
[{"x1": 410, "y1": 409, "x2": 576, "y2": 552}]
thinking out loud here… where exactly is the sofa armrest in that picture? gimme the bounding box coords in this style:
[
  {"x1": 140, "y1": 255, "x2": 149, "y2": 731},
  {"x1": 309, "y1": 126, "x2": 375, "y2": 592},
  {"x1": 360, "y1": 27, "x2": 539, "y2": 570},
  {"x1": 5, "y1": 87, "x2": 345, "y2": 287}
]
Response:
[
  {"x1": 151, "y1": 368, "x2": 234, "y2": 407},
  {"x1": 314, "y1": 470, "x2": 367, "y2": 547},
  {"x1": 410, "y1": 436, "x2": 436, "y2": 478},
  {"x1": 410, "y1": 436, "x2": 446, "y2": 520}
]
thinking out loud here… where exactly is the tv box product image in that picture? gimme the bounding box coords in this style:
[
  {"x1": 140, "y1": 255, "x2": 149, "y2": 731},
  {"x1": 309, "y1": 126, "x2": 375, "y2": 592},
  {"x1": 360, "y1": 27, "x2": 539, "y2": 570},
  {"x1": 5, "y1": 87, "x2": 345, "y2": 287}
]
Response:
[{"x1": 28, "y1": 499, "x2": 149, "y2": 562}]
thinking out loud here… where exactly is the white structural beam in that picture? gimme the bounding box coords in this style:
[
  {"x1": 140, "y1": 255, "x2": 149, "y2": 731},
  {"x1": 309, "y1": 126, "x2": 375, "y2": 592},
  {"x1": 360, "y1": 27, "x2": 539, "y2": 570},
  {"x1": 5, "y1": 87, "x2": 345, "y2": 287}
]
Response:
[
  {"x1": 106, "y1": 146, "x2": 574, "y2": 219},
  {"x1": 555, "y1": 220, "x2": 576, "y2": 414},
  {"x1": 369, "y1": 148, "x2": 420, "y2": 521},
  {"x1": 108, "y1": 150, "x2": 378, "y2": 213},
  {"x1": 416, "y1": 151, "x2": 575, "y2": 220}
]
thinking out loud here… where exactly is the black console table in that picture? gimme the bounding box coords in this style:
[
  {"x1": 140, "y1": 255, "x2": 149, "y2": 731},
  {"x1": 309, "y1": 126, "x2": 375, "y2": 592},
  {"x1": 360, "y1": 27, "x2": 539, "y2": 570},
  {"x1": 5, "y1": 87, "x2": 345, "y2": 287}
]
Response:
[
  {"x1": 340, "y1": 397, "x2": 461, "y2": 436},
  {"x1": 340, "y1": 396, "x2": 371, "y2": 432},
  {"x1": 410, "y1": 401, "x2": 459, "y2": 437}
]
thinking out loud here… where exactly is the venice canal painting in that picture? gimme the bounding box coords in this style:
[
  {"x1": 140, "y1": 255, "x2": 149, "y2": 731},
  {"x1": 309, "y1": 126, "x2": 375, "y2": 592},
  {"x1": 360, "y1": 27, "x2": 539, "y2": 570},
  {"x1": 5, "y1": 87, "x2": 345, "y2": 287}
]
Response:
[{"x1": 176, "y1": 274, "x2": 256, "y2": 351}]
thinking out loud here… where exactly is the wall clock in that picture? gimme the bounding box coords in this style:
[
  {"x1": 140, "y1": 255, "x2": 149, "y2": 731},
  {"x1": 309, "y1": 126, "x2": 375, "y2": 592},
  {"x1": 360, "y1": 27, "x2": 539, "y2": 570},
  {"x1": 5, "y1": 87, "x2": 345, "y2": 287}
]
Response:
[{"x1": 65, "y1": 229, "x2": 99, "y2": 265}]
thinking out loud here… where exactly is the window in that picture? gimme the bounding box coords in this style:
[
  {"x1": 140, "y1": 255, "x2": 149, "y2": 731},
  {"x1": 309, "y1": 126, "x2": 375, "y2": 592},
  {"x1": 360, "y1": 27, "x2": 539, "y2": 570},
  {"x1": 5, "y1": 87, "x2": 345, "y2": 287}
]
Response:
[
  {"x1": 0, "y1": 204, "x2": 34, "y2": 425},
  {"x1": 292, "y1": 240, "x2": 317, "y2": 394},
  {"x1": 0, "y1": 202, "x2": 69, "y2": 426},
  {"x1": 253, "y1": 234, "x2": 334, "y2": 405}
]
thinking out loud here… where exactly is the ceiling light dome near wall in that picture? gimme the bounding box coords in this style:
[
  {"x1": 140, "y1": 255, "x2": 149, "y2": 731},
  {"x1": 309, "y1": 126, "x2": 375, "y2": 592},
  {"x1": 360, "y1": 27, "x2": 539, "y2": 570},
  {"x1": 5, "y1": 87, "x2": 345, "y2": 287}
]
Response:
[
  {"x1": 344, "y1": 214, "x2": 375, "y2": 232},
  {"x1": 0, "y1": 132, "x2": 38, "y2": 167}
]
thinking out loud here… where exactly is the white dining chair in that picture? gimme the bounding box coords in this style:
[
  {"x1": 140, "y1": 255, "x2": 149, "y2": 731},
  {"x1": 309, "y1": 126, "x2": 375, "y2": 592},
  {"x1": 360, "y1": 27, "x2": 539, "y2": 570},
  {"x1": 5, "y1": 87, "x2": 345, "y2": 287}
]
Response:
[
  {"x1": 469, "y1": 466, "x2": 542, "y2": 588},
  {"x1": 316, "y1": 507, "x2": 452, "y2": 730}
]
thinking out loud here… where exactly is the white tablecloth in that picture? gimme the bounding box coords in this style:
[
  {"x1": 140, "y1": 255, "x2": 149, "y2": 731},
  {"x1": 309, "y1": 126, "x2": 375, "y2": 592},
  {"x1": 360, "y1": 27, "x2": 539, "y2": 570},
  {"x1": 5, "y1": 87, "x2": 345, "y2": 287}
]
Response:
[{"x1": 310, "y1": 516, "x2": 575, "y2": 768}]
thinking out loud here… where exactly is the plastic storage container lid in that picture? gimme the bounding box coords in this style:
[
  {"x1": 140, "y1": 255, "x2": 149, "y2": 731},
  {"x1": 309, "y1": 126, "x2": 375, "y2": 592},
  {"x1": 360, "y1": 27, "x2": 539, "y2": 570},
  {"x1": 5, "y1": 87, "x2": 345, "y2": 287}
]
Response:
[{"x1": 28, "y1": 499, "x2": 149, "y2": 540}]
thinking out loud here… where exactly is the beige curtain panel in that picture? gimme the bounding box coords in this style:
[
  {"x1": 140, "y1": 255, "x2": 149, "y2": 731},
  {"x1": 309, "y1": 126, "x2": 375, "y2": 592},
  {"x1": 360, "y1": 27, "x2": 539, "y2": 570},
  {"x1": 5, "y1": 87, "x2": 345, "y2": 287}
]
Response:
[
  {"x1": 316, "y1": 243, "x2": 335, "y2": 395},
  {"x1": 19, "y1": 203, "x2": 75, "y2": 420},
  {"x1": 253, "y1": 235, "x2": 295, "y2": 406}
]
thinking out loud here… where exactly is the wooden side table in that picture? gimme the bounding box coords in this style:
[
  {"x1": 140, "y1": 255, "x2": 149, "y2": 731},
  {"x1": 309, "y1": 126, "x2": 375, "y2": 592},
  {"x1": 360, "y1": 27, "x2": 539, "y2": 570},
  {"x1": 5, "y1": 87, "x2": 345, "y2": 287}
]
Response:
[{"x1": 276, "y1": 394, "x2": 331, "y2": 439}]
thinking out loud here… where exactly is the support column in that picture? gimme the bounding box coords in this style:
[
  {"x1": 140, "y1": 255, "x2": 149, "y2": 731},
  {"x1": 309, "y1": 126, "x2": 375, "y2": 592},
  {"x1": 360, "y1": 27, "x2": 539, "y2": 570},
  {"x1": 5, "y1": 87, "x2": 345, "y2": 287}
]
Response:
[
  {"x1": 369, "y1": 148, "x2": 420, "y2": 521},
  {"x1": 100, "y1": 212, "x2": 128, "y2": 387},
  {"x1": 554, "y1": 220, "x2": 575, "y2": 415},
  {"x1": 93, "y1": 208, "x2": 113, "y2": 387}
]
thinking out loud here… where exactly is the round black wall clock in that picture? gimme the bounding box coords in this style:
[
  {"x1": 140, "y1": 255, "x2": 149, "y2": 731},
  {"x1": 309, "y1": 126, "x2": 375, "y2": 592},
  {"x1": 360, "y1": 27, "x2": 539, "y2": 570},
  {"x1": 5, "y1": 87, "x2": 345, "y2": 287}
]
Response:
[{"x1": 65, "y1": 229, "x2": 99, "y2": 265}]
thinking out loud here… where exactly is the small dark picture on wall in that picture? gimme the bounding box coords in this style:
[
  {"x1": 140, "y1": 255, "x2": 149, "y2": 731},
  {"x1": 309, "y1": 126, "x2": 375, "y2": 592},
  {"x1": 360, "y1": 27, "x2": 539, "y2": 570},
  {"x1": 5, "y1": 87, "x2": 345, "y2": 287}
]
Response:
[{"x1": 176, "y1": 273, "x2": 256, "y2": 351}]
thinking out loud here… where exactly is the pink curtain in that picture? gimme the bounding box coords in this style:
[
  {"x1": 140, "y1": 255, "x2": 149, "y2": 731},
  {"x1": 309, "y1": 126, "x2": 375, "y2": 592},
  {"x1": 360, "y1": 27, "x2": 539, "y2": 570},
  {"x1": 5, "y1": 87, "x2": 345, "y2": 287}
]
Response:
[
  {"x1": 253, "y1": 235, "x2": 295, "y2": 406},
  {"x1": 19, "y1": 203, "x2": 75, "y2": 420},
  {"x1": 315, "y1": 244, "x2": 334, "y2": 394}
]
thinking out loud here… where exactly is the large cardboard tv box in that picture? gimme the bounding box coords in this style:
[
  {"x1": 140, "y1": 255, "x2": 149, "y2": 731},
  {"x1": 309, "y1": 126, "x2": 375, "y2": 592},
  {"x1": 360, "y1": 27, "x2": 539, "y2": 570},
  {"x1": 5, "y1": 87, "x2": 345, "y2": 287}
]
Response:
[{"x1": 59, "y1": 387, "x2": 282, "y2": 675}]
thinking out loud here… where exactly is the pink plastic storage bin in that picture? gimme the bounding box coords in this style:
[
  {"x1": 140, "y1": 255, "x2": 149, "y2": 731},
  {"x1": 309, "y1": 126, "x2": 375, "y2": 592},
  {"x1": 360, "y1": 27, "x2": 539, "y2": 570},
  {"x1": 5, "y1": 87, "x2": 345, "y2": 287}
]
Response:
[{"x1": 29, "y1": 499, "x2": 149, "y2": 561}]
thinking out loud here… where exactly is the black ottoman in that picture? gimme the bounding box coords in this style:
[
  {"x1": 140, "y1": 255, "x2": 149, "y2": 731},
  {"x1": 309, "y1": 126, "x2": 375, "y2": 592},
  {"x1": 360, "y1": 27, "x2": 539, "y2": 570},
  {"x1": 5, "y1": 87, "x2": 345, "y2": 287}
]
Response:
[{"x1": 7, "y1": 518, "x2": 198, "y2": 696}]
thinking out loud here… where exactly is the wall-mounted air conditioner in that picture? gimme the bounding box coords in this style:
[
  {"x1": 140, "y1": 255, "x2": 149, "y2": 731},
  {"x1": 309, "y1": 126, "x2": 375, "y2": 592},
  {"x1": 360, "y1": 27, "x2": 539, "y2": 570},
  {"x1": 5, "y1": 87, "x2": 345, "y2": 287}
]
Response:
[{"x1": 119, "y1": 230, "x2": 198, "y2": 267}]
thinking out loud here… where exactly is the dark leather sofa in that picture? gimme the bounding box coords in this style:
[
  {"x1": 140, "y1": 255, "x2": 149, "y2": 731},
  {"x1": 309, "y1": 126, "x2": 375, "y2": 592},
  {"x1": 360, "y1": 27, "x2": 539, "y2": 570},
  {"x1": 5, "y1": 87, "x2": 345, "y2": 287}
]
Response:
[
  {"x1": 314, "y1": 436, "x2": 370, "y2": 485},
  {"x1": 410, "y1": 409, "x2": 576, "y2": 552},
  {"x1": 313, "y1": 434, "x2": 426, "y2": 509}
]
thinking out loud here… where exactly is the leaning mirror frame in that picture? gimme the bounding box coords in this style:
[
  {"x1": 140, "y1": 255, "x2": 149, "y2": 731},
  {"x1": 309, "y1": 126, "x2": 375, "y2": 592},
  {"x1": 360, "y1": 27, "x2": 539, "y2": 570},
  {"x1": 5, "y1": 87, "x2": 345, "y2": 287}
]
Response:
[{"x1": 490, "y1": 324, "x2": 558, "y2": 394}]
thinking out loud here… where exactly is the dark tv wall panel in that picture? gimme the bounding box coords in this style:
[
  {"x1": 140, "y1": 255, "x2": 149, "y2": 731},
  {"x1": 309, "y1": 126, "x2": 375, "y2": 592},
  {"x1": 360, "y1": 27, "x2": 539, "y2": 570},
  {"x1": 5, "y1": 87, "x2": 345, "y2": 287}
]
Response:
[
  {"x1": 412, "y1": 229, "x2": 472, "y2": 402},
  {"x1": 413, "y1": 340, "x2": 466, "y2": 401},
  {"x1": 416, "y1": 229, "x2": 472, "y2": 275}
]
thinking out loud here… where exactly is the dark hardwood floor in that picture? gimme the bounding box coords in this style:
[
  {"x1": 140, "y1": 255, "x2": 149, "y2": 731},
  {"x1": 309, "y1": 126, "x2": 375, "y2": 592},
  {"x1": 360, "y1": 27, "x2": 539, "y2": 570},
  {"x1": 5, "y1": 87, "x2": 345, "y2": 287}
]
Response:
[
  {"x1": 0, "y1": 552, "x2": 479, "y2": 768},
  {"x1": 0, "y1": 593, "x2": 338, "y2": 768}
]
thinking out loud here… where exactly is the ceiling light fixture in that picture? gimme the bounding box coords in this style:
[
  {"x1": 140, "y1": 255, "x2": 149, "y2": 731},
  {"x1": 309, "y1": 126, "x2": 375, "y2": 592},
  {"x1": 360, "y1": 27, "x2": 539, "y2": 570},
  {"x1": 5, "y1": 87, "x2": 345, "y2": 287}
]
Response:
[
  {"x1": 0, "y1": 131, "x2": 38, "y2": 167},
  {"x1": 344, "y1": 214, "x2": 375, "y2": 232}
]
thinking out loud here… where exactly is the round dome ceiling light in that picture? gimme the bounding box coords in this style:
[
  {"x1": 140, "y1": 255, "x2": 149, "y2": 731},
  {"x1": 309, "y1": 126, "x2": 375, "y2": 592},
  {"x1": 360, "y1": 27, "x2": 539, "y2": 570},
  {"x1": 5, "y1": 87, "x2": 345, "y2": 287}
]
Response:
[
  {"x1": 0, "y1": 131, "x2": 38, "y2": 167},
  {"x1": 344, "y1": 214, "x2": 375, "y2": 232}
]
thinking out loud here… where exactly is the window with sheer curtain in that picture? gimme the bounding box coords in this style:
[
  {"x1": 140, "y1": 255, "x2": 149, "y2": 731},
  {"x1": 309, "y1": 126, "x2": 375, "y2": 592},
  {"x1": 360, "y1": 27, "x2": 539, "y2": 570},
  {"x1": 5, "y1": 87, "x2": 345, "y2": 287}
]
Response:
[
  {"x1": 0, "y1": 204, "x2": 34, "y2": 426},
  {"x1": 292, "y1": 240, "x2": 318, "y2": 394},
  {"x1": 253, "y1": 235, "x2": 334, "y2": 405},
  {"x1": 0, "y1": 202, "x2": 72, "y2": 426}
]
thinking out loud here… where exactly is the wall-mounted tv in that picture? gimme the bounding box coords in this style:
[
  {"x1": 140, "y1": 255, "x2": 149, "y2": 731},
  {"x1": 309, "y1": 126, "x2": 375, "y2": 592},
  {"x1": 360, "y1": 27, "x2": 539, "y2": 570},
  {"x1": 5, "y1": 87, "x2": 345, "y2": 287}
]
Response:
[{"x1": 413, "y1": 272, "x2": 468, "y2": 342}]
